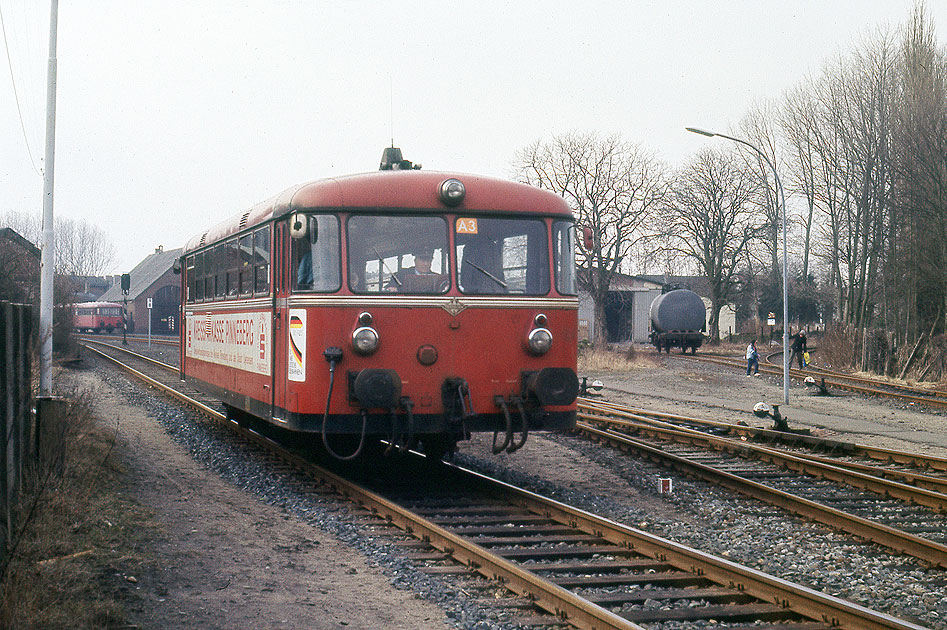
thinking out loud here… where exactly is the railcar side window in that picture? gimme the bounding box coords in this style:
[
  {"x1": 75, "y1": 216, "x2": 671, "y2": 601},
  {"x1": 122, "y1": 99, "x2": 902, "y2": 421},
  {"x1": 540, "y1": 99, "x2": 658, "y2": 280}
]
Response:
[
  {"x1": 253, "y1": 227, "x2": 270, "y2": 295},
  {"x1": 553, "y1": 221, "x2": 577, "y2": 296},
  {"x1": 185, "y1": 256, "x2": 195, "y2": 303},
  {"x1": 292, "y1": 215, "x2": 341, "y2": 292},
  {"x1": 455, "y1": 217, "x2": 549, "y2": 295},
  {"x1": 346, "y1": 215, "x2": 449, "y2": 294},
  {"x1": 226, "y1": 239, "x2": 240, "y2": 296},
  {"x1": 214, "y1": 244, "x2": 226, "y2": 298},
  {"x1": 238, "y1": 234, "x2": 253, "y2": 295}
]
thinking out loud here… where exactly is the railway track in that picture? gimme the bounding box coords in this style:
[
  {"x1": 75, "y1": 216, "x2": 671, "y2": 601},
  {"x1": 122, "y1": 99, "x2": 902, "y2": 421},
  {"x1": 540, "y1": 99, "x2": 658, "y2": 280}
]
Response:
[
  {"x1": 75, "y1": 339, "x2": 932, "y2": 629},
  {"x1": 76, "y1": 332, "x2": 178, "y2": 347},
  {"x1": 578, "y1": 398, "x2": 947, "y2": 568},
  {"x1": 688, "y1": 351, "x2": 947, "y2": 409}
]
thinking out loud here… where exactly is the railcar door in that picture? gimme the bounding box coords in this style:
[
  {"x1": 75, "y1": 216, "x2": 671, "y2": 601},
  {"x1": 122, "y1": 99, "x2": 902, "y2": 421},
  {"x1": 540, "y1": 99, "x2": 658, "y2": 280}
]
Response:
[{"x1": 271, "y1": 221, "x2": 288, "y2": 421}]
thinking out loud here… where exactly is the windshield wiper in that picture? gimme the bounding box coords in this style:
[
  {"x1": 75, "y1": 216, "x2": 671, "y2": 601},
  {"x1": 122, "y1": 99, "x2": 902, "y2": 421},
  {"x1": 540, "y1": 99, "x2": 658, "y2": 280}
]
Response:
[
  {"x1": 373, "y1": 247, "x2": 402, "y2": 286},
  {"x1": 463, "y1": 260, "x2": 507, "y2": 288}
]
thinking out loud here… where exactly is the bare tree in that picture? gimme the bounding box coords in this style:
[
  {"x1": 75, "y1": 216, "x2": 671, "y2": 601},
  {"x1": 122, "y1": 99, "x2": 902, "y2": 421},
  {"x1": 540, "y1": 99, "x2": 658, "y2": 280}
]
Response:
[
  {"x1": 660, "y1": 148, "x2": 766, "y2": 341},
  {"x1": 514, "y1": 132, "x2": 667, "y2": 347},
  {"x1": 888, "y1": 1, "x2": 947, "y2": 342},
  {"x1": 0, "y1": 210, "x2": 116, "y2": 277},
  {"x1": 738, "y1": 102, "x2": 783, "y2": 276},
  {"x1": 780, "y1": 86, "x2": 821, "y2": 286}
]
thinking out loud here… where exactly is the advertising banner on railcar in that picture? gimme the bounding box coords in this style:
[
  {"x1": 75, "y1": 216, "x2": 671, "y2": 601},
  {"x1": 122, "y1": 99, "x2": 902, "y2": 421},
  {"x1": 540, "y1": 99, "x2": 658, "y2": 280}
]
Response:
[{"x1": 185, "y1": 311, "x2": 271, "y2": 376}]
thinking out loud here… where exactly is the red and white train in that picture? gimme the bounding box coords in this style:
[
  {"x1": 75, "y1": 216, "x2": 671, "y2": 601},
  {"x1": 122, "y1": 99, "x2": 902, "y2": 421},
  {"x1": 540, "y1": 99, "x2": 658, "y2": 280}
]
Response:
[
  {"x1": 178, "y1": 148, "x2": 578, "y2": 460},
  {"x1": 73, "y1": 301, "x2": 125, "y2": 334}
]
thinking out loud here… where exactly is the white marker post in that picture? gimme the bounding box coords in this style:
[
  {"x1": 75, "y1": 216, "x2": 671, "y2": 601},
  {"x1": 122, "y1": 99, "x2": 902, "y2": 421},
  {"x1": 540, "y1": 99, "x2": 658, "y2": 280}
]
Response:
[{"x1": 147, "y1": 297, "x2": 153, "y2": 347}]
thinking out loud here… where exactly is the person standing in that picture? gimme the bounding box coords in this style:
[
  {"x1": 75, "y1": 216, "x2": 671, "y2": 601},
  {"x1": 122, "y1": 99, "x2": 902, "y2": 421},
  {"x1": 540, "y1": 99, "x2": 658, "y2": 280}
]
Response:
[
  {"x1": 789, "y1": 330, "x2": 808, "y2": 368},
  {"x1": 746, "y1": 340, "x2": 759, "y2": 376}
]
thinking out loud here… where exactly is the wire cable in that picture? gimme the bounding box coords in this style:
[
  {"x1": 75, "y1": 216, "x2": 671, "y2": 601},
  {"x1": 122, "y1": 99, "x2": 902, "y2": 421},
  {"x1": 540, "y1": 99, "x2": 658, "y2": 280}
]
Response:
[{"x1": 0, "y1": 1, "x2": 42, "y2": 176}]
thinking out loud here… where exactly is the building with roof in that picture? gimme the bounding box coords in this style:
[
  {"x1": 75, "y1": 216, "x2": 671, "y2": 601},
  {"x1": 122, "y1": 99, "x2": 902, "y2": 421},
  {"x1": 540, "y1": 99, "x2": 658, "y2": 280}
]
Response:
[{"x1": 100, "y1": 245, "x2": 181, "y2": 334}]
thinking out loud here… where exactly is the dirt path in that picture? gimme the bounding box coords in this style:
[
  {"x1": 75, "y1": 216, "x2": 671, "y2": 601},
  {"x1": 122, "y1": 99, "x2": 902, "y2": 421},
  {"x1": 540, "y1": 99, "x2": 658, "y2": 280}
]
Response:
[{"x1": 78, "y1": 368, "x2": 452, "y2": 630}]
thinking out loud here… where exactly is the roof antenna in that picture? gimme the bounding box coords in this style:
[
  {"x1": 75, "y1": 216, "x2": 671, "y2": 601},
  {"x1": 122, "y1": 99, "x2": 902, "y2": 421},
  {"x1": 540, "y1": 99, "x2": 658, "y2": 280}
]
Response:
[{"x1": 389, "y1": 75, "x2": 394, "y2": 148}]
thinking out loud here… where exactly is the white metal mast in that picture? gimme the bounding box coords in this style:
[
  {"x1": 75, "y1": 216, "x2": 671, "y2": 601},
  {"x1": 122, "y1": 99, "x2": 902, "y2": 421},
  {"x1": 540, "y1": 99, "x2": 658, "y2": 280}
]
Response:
[{"x1": 39, "y1": 0, "x2": 59, "y2": 396}]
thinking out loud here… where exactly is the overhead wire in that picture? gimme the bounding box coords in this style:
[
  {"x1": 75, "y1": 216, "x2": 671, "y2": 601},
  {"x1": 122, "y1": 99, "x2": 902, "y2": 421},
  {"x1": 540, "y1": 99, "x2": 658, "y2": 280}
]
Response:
[{"x1": 0, "y1": 0, "x2": 42, "y2": 176}]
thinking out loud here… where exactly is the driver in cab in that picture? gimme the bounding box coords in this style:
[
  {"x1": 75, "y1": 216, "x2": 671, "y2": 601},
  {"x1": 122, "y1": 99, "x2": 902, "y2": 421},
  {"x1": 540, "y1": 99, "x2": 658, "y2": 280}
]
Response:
[{"x1": 386, "y1": 250, "x2": 438, "y2": 292}]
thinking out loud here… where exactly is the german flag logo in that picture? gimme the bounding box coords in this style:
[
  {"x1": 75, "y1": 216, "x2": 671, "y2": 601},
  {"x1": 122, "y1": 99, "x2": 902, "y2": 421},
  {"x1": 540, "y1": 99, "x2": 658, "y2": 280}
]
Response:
[{"x1": 289, "y1": 315, "x2": 304, "y2": 366}]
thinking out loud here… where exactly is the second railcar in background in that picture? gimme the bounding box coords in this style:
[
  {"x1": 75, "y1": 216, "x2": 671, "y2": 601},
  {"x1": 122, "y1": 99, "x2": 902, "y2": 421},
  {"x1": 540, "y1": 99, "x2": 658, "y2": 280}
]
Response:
[
  {"x1": 179, "y1": 148, "x2": 579, "y2": 460},
  {"x1": 73, "y1": 301, "x2": 125, "y2": 334}
]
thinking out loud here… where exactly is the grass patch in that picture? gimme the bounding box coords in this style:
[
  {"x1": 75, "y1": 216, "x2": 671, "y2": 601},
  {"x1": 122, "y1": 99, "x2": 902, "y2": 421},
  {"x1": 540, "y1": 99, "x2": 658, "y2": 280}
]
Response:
[
  {"x1": 578, "y1": 346, "x2": 662, "y2": 373},
  {"x1": 0, "y1": 384, "x2": 157, "y2": 629}
]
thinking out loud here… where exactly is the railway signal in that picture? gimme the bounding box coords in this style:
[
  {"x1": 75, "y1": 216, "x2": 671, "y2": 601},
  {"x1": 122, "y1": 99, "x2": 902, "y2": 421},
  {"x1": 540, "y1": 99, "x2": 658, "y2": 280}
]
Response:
[{"x1": 121, "y1": 273, "x2": 130, "y2": 345}]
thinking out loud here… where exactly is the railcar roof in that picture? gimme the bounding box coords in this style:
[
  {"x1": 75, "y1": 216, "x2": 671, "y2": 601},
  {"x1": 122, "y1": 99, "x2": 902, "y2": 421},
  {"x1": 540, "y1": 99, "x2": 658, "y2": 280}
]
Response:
[
  {"x1": 72, "y1": 301, "x2": 123, "y2": 308},
  {"x1": 183, "y1": 170, "x2": 573, "y2": 254}
]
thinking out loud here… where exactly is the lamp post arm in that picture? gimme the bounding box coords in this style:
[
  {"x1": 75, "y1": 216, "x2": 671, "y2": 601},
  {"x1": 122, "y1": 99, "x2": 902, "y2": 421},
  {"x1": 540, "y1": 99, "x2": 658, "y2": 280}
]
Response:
[{"x1": 686, "y1": 126, "x2": 790, "y2": 405}]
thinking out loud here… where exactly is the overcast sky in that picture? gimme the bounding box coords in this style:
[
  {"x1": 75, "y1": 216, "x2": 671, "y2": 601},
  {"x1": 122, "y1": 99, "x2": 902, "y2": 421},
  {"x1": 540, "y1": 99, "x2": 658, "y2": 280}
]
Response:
[{"x1": 2, "y1": 1, "x2": 945, "y2": 274}]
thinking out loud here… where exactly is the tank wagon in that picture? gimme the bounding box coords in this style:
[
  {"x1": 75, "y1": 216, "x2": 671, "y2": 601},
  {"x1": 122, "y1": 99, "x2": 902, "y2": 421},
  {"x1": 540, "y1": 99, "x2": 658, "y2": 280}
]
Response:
[
  {"x1": 178, "y1": 148, "x2": 579, "y2": 461},
  {"x1": 648, "y1": 289, "x2": 706, "y2": 354}
]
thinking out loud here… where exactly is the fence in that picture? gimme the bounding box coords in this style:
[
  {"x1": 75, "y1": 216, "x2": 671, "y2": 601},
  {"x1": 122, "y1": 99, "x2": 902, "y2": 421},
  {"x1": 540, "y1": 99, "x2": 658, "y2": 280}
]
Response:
[{"x1": 1, "y1": 302, "x2": 33, "y2": 562}]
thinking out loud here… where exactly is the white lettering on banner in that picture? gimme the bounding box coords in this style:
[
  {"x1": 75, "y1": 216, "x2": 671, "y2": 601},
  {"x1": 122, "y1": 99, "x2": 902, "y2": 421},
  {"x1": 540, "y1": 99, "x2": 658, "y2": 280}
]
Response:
[
  {"x1": 288, "y1": 309, "x2": 306, "y2": 382},
  {"x1": 186, "y1": 311, "x2": 271, "y2": 376}
]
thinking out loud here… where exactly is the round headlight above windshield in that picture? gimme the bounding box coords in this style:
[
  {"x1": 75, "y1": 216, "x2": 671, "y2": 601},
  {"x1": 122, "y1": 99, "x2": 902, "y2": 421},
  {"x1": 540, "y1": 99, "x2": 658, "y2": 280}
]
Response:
[{"x1": 438, "y1": 178, "x2": 466, "y2": 207}]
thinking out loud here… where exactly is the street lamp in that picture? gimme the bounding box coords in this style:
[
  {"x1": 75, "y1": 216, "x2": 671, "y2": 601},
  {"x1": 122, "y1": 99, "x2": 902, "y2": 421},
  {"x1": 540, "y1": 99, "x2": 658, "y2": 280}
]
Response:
[{"x1": 686, "y1": 126, "x2": 789, "y2": 405}]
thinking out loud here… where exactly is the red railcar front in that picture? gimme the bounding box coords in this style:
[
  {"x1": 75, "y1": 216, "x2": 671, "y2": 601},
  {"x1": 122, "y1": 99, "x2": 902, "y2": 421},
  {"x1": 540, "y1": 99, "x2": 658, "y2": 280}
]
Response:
[{"x1": 181, "y1": 162, "x2": 578, "y2": 459}]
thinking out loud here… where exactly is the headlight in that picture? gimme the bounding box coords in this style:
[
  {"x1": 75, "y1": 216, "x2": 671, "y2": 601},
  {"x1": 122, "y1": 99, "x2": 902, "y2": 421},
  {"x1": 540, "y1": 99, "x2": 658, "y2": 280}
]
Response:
[
  {"x1": 438, "y1": 178, "x2": 466, "y2": 206},
  {"x1": 527, "y1": 328, "x2": 553, "y2": 355},
  {"x1": 352, "y1": 326, "x2": 379, "y2": 355}
]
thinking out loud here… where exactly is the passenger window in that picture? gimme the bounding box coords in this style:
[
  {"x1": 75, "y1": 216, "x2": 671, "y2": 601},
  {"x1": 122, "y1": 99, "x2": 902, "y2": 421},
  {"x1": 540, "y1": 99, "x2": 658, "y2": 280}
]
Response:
[
  {"x1": 238, "y1": 234, "x2": 253, "y2": 295},
  {"x1": 226, "y1": 239, "x2": 240, "y2": 297},
  {"x1": 253, "y1": 227, "x2": 270, "y2": 295},
  {"x1": 214, "y1": 244, "x2": 226, "y2": 298},
  {"x1": 292, "y1": 215, "x2": 341, "y2": 292},
  {"x1": 186, "y1": 256, "x2": 195, "y2": 303}
]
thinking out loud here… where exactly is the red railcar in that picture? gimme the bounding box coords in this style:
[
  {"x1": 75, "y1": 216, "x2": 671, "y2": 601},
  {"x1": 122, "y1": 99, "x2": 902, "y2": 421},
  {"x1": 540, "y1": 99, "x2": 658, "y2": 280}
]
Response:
[
  {"x1": 179, "y1": 149, "x2": 578, "y2": 460},
  {"x1": 73, "y1": 301, "x2": 125, "y2": 334}
]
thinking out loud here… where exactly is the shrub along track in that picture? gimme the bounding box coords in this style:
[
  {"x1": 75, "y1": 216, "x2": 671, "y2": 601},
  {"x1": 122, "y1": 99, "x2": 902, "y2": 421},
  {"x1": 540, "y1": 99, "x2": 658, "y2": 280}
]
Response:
[{"x1": 76, "y1": 339, "x2": 930, "y2": 629}]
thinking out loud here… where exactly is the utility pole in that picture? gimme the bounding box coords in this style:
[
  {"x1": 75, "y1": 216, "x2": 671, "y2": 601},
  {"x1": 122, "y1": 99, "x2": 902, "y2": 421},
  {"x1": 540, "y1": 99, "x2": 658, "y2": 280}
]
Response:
[{"x1": 39, "y1": 0, "x2": 59, "y2": 397}]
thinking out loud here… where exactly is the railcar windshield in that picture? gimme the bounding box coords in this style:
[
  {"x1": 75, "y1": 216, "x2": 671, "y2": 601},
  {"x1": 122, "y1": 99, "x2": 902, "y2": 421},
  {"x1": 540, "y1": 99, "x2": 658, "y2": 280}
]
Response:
[
  {"x1": 347, "y1": 215, "x2": 449, "y2": 294},
  {"x1": 293, "y1": 215, "x2": 341, "y2": 292},
  {"x1": 455, "y1": 217, "x2": 549, "y2": 295}
]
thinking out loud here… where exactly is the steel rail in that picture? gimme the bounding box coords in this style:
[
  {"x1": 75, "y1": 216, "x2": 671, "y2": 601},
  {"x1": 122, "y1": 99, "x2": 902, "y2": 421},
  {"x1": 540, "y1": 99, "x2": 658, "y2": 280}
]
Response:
[
  {"x1": 579, "y1": 403, "x2": 947, "y2": 514},
  {"x1": 81, "y1": 338, "x2": 178, "y2": 372},
  {"x1": 687, "y1": 353, "x2": 947, "y2": 408},
  {"x1": 579, "y1": 396, "x2": 947, "y2": 473},
  {"x1": 80, "y1": 342, "x2": 641, "y2": 629},
  {"x1": 81, "y1": 342, "x2": 930, "y2": 629},
  {"x1": 576, "y1": 414, "x2": 947, "y2": 568}
]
